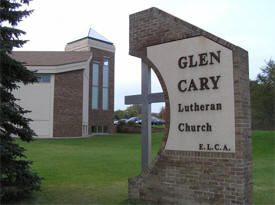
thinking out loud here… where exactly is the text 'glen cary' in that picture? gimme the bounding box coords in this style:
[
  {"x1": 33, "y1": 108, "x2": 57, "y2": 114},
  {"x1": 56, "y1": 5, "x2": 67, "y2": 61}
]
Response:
[
  {"x1": 178, "y1": 75, "x2": 221, "y2": 93},
  {"x1": 178, "y1": 50, "x2": 221, "y2": 69}
]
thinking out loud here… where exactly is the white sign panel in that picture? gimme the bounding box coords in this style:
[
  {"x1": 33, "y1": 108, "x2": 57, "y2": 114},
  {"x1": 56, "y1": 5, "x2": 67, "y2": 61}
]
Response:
[{"x1": 147, "y1": 36, "x2": 235, "y2": 152}]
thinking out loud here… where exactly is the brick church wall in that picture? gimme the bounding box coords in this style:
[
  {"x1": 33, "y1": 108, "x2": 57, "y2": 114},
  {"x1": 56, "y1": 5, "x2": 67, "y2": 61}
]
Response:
[
  {"x1": 53, "y1": 70, "x2": 83, "y2": 137},
  {"x1": 89, "y1": 47, "x2": 115, "y2": 134}
]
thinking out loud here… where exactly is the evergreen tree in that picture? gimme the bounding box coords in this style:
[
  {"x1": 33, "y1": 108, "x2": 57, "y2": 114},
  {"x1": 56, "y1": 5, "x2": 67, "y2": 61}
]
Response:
[
  {"x1": 250, "y1": 59, "x2": 275, "y2": 130},
  {"x1": 0, "y1": 0, "x2": 42, "y2": 202}
]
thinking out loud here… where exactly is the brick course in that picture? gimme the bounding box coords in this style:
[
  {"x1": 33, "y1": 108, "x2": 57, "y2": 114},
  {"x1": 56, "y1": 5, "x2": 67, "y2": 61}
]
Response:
[
  {"x1": 53, "y1": 70, "x2": 83, "y2": 137},
  {"x1": 128, "y1": 7, "x2": 252, "y2": 205}
]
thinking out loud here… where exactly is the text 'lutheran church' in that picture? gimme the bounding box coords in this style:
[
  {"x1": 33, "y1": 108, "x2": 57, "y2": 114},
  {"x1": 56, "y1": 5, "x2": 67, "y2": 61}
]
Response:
[{"x1": 12, "y1": 28, "x2": 115, "y2": 138}]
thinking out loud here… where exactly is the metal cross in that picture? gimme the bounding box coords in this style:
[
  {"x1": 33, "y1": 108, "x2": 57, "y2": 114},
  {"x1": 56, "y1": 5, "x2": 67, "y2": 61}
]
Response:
[{"x1": 125, "y1": 60, "x2": 164, "y2": 171}]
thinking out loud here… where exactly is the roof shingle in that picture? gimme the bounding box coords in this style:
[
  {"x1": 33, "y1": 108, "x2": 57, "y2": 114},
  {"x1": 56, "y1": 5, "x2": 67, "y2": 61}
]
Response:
[{"x1": 11, "y1": 51, "x2": 92, "y2": 66}]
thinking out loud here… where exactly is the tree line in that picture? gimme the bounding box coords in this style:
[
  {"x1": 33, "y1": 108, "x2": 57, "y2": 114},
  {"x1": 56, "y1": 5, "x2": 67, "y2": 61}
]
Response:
[{"x1": 250, "y1": 59, "x2": 274, "y2": 130}]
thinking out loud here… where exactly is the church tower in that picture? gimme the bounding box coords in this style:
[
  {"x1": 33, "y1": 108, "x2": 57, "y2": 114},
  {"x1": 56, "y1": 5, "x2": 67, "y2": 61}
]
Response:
[
  {"x1": 65, "y1": 28, "x2": 115, "y2": 53},
  {"x1": 65, "y1": 28, "x2": 115, "y2": 134}
]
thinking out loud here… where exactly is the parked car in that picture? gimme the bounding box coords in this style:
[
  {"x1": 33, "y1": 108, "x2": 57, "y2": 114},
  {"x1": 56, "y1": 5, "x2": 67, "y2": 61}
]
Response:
[
  {"x1": 151, "y1": 117, "x2": 165, "y2": 125},
  {"x1": 118, "y1": 119, "x2": 128, "y2": 123},
  {"x1": 126, "y1": 117, "x2": 141, "y2": 124},
  {"x1": 135, "y1": 117, "x2": 165, "y2": 125},
  {"x1": 136, "y1": 118, "x2": 142, "y2": 124}
]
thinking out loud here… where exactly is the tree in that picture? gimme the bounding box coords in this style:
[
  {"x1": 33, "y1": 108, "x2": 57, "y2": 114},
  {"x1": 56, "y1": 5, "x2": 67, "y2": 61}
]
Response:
[
  {"x1": 250, "y1": 59, "x2": 275, "y2": 130},
  {"x1": 0, "y1": 0, "x2": 42, "y2": 202},
  {"x1": 126, "y1": 104, "x2": 141, "y2": 118},
  {"x1": 159, "y1": 106, "x2": 166, "y2": 121},
  {"x1": 257, "y1": 59, "x2": 275, "y2": 86},
  {"x1": 114, "y1": 109, "x2": 126, "y2": 120}
]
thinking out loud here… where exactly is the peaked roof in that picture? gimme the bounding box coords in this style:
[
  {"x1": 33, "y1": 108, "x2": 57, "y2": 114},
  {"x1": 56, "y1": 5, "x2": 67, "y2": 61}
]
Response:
[
  {"x1": 67, "y1": 28, "x2": 113, "y2": 45},
  {"x1": 11, "y1": 51, "x2": 92, "y2": 66},
  {"x1": 88, "y1": 28, "x2": 112, "y2": 44}
]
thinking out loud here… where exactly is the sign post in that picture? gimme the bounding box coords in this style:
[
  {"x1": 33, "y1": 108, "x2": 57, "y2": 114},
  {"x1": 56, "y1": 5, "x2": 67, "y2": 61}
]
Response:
[{"x1": 125, "y1": 60, "x2": 164, "y2": 171}]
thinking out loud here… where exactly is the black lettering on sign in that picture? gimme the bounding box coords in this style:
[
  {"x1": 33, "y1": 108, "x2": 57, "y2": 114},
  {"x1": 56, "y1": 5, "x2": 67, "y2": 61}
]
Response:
[
  {"x1": 199, "y1": 53, "x2": 208, "y2": 66},
  {"x1": 214, "y1": 144, "x2": 220, "y2": 150},
  {"x1": 198, "y1": 143, "x2": 231, "y2": 152},
  {"x1": 199, "y1": 77, "x2": 210, "y2": 90},
  {"x1": 188, "y1": 55, "x2": 198, "y2": 68},
  {"x1": 178, "y1": 56, "x2": 188, "y2": 69},
  {"x1": 178, "y1": 50, "x2": 221, "y2": 69},
  {"x1": 209, "y1": 76, "x2": 221, "y2": 89},
  {"x1": 209, "y1": 51, "x2": 221, "y2": 64},
  {"x1": 207, "y1": 144, "x2": 213, "y2": 151},
  {"x1": 223, "y1": 145, "x2": 230, "y2": 151},
  {"x1": 188, "y1": 79, "x2": 198, "y2": 91},
  {"x1": 178, "y1": 76, "x2": 221, "y2": 93},
  {"x1": 178, "y1": 80, "x2": 187, "y2": 92},
  {"x1": 178, "y1": 122, "x2": 212, "y2": 132}
]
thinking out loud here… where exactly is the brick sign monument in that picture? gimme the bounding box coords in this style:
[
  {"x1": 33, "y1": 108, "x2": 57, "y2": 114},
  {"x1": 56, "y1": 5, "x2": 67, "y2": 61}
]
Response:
[{"x1": 127, "y1": 8, "x2": 252, "y2": 204}]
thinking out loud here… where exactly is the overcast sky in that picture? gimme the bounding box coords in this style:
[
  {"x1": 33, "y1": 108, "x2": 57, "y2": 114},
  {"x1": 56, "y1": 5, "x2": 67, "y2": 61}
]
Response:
[{"x1": 16, "y1": 0, "x2": 275, "y2": 112}]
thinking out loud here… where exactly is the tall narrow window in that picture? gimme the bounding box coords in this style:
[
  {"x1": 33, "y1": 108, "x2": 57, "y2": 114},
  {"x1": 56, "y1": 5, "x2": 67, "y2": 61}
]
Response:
[
  {"x1": 92, "y1": 63, "x2": 99, "y2": 109},
  {"x1": 102, "y1": 58, "x2": 109, "y2": 110}
]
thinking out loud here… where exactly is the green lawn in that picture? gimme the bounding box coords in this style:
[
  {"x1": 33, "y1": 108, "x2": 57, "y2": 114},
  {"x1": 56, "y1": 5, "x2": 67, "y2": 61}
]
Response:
[
  {"x1": 252, "y1": 130, "x2": 275, "y2": 205},
  {"x1": 17, "y1": 131, "x2": 274, "y2": 205},
  {"x1": 18, "y1": 133, "x2": 163, "y2": 205}
]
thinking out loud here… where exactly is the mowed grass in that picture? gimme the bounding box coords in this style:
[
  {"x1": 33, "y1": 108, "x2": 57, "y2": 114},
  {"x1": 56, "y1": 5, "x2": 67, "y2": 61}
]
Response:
[
  {"x1": 17, "y1": 131, "x2": 274, "y2": 204},
  {"x1": 252, "y1": 130, "x2": 275, "y2": 205},
  {"x1": 18, "y1": 133, "x2": 163, "y2": 204}
]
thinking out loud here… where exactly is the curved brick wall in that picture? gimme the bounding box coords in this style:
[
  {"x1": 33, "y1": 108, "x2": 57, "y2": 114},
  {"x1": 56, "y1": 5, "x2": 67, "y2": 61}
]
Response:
[{"x1": 128, "y1": 7, "x2": 252, "y2": 205}]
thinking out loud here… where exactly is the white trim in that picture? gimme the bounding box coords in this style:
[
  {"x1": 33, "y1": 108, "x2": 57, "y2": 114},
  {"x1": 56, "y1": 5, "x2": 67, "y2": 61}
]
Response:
[
  {"x1": 82, "y1": 54, "x2": 93, "y2": 136},
  {"x1": 65, "y1": 38, "x2": 115, "y2": 53},
  {"x1": 65, "y1": 38, "x2": 89, "y2": 51},
  {"x1": 27, "y1": 61, "x2": 87, "y2": 74},
  {"x1": 50, "y1": 74, "x2": 55, "y2": 138},
  {"x1": 88, "y1": 38, "x2": 115, "y2": 53}
]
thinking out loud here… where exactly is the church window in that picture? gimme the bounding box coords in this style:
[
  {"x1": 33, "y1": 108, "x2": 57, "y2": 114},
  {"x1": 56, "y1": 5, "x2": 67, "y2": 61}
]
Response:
[
  {"x1": 102, "y1": 58, "x2": 109, "y2": 110},
  {"x1": 92, "y1": 63, "x2": 99, "y2": 109}
]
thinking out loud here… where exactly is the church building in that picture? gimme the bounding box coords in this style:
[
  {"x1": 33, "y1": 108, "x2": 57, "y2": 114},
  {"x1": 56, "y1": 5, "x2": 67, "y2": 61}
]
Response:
[{"x1": 12, "y1": 28, "x2": 115, "y2": 138}]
